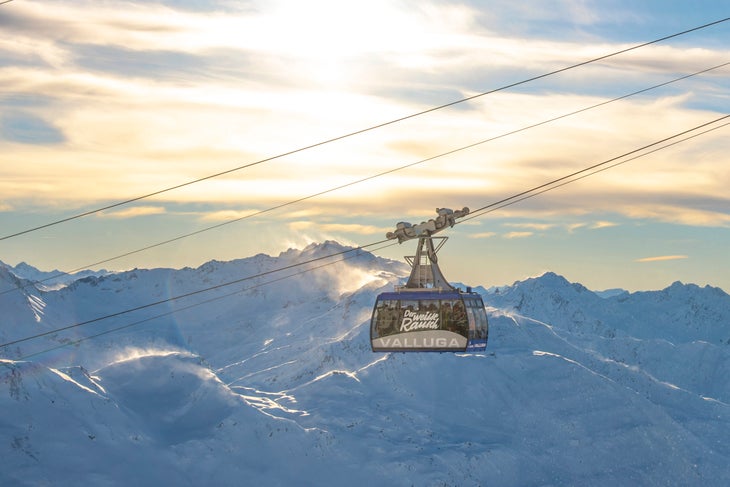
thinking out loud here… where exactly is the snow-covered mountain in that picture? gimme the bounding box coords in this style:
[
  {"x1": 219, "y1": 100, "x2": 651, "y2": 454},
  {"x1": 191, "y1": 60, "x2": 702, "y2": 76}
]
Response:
[
  {"x1": 1, "y1": 242, "x2": 729, "y2": 486},
  {"x1": 0, "y1": 259, "x2": 109, "y2": 290}
]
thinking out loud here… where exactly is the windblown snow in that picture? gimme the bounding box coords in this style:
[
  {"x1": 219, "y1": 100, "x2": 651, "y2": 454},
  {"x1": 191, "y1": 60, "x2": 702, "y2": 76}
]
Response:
[{"x1": 1, "y1": 242, "x2": 729, "y2": 486}]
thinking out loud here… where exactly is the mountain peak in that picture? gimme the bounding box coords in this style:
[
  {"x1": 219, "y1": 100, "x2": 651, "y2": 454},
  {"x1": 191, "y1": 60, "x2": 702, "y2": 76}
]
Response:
[
  {"x1": 535, "y1": 271, "x2": 567, "y2": 284},
  {"x1": 278, "y1": 240, "x2": 361, "y2": 261},
  {"x1": 515, "y1": 271, "x2": 586, "y2": 293}
]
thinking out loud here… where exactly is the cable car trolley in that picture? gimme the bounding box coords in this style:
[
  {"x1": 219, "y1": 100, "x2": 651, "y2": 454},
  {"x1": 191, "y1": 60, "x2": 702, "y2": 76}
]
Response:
[{"x1": 370, "y1": 207, "x2": 489, "y2": 352}]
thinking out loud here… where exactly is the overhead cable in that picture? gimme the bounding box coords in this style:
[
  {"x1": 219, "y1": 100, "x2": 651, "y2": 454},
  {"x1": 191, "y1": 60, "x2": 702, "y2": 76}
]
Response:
[
  {"x1": 0, "y1": 240, "x2": 389, "y2": 350},
  {"x1": 464, "y1": 114, "x2": 730, "y2": 220},
  {"x1": 1, "y1": 114, "x2": 726, "y2": 353},
  {"x1": 2, "y1": 16, "x2": 728, "y2": 241},
  {"x1": 3, "y1": 61, "x2": 727, "y2": 297},
  {"x1": 463, "y1": 119, "x2": 730, "y2": 221},
  {"x1": 13, "y1": 241, "x2": 399, "y2": 362}
]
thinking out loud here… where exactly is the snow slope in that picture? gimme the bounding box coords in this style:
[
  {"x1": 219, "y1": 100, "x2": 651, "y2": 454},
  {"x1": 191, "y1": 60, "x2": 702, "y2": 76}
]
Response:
[{"x1": 1, "y1": 242, "x2": 729, "y2": 486}]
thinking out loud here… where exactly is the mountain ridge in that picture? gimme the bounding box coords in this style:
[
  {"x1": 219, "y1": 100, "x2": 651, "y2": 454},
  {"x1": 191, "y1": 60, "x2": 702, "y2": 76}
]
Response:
[{"x1": 1, "y1": 241, "x2": 729, "y2": 486}]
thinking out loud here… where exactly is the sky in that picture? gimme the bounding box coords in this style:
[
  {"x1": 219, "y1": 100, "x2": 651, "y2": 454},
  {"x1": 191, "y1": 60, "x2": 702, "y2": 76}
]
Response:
[{"x1": 0, "y1": 0, "x2": 728, "y2": 292}]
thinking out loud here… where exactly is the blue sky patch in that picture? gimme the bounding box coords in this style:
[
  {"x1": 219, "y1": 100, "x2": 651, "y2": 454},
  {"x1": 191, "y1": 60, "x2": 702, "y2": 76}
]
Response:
[{"x1": 0, "y1": 111, "x2": 65, "y2": 144}]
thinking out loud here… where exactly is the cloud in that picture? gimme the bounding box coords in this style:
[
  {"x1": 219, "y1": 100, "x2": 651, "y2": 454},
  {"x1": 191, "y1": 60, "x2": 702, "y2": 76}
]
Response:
[
  {"x1": 321, "y1": 223, "x2": 388, "y2": 235},
  {"x1": 504, "y1": 222, "x2": 556, "y2": 231},
  {"x1": 590, "y1": 221, "x2": 618, "y2": 229},
  {"x1": 98, "y1": 206, "x2": 166, "y2": 219},
  {"x1": 565, "y1": 221, "x2": 617, "y2": 233},
  {"x1": 635, "y1": 255, "x2": 689, "y2": 263},
  {"x1": 504, "y1": 231, "x2": 534, "y2": 239},
  {"x1": 279, "y1": 208, "x2": 328, "y2": 220},
  {"x1": 620, "y1": 203, "x2": 730, "y2": 228},
  {"x1": 199, "y1": 209, "x2": 259, "y2": 222},
  {"x1": 1, "y1": 0, "x2": 728, "y2": 233},
  {"x1": 566, "y1": 223, "x2": 587, "y2": 233},
  {"x1": 469, "y1": 231, "x2": 497, "y2": 239},
  {"x1": 289, "y1": 221, "x2": 386, "y2": 235}
]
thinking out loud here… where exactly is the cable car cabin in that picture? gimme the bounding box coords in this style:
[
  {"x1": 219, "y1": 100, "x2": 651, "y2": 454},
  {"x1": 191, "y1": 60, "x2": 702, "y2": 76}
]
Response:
[
  {"x1": 370, "y1": 289, "x2": 488, "y2": 352},
  {"x1": 371, "y1": 207, "x2": 489, "y2": 352}
]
